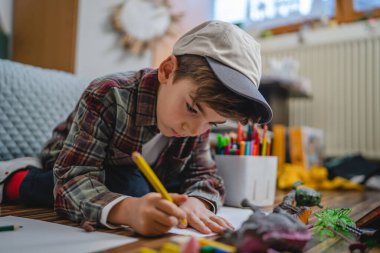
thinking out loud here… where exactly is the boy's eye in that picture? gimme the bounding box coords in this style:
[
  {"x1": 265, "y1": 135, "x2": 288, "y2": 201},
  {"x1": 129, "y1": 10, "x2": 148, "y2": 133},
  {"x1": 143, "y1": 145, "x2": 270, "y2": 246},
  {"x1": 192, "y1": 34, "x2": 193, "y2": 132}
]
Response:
[
  {"x1": 210, "y1": 123, "x2": 218, "y2": 127},
  {"x1": 186, "y1": 102, "x2": 198, "y2": 114}
]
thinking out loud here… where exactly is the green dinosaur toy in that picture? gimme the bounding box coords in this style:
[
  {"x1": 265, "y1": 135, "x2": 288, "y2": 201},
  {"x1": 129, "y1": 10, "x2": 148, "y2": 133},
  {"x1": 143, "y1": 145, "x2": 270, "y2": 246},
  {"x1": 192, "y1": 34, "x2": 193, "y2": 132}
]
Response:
[{"x1": 293, "y1": 181, "x2": 323, "y2": 208}]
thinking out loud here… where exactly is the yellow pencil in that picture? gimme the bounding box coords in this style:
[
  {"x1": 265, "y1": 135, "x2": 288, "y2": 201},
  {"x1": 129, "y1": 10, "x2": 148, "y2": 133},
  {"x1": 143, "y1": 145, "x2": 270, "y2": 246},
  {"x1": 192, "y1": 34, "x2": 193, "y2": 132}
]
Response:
[{"x1": 131, "y1": 151, "x2": 187, "y2": 225}]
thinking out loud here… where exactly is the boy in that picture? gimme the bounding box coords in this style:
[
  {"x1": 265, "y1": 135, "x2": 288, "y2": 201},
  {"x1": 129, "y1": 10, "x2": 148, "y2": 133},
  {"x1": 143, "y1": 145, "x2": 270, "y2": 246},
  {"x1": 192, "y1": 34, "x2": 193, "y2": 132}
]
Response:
[{"x1": 0, "y1": 20, "x2": 272, "y2": 236}]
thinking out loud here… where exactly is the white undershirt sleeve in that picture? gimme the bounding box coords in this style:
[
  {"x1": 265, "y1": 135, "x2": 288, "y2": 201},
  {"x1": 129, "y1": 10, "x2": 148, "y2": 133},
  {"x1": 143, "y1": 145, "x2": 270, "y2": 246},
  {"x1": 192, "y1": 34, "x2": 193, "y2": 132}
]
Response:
[{"x1": 100, "y1": 196, "x2": 129, "y2": 229}]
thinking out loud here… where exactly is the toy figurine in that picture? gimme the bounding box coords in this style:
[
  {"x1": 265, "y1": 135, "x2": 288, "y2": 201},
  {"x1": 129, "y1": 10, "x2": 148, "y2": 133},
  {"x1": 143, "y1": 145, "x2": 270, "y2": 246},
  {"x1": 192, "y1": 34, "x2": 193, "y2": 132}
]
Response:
[
  {"x1": 292, "y1": 181, "x2": 323, "y2": 208},
  {"x1": 314, "y1": 208, "x2": 370, "y2": 253},
  {"x1": 273, "y1": 181, "x2": 322, "y2": 224},
  {"x1": 218, "y1": 199, "x2": 312, "y2": 253},
  {"x1": 273, "y1": 204, "x2": 312, "y2": 225}
]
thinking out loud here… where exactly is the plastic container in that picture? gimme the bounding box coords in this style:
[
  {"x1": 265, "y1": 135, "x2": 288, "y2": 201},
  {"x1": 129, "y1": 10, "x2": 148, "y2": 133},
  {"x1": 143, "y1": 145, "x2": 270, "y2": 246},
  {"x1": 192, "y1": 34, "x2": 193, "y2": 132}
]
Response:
[{"x1": 215, "y1": 155, "x2": 278, "y2": 207}]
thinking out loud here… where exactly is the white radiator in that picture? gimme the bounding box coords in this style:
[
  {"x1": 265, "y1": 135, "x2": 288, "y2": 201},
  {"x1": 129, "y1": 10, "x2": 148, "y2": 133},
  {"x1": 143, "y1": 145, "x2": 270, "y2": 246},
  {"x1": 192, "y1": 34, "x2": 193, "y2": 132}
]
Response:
[{"x1": 261, "y1": 35, "x2": 380, "y2": 159}]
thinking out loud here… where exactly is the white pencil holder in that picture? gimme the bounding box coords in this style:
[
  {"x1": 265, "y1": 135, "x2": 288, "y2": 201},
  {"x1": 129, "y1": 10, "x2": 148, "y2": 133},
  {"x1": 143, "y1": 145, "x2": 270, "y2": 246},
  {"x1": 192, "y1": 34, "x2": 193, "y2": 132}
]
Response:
[{"x1": 215, "y1": 155, "x2": 278, "y2": 207}]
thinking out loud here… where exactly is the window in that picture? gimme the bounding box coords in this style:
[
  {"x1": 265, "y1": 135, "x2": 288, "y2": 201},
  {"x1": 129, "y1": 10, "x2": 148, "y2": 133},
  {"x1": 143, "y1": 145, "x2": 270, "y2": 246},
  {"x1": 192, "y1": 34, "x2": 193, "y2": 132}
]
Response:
[
  {"x1": 213, "y1": 0, "x2": 380, "y2": 35},
  {"x1": 248, "y1": 0, "x2": 335, "y2": 30},
  {"x1": 336, "y1": 0, "x2": 380, "y2": 24},
  {"x1": 353, "y1": 0, "x2": 380, "y2": 12},
  {"x1": 213, "y1": 0, "x2": 247, "y2": 24},
  {"x1": 213, "y1": 0, "x2": 335, "y2": 29}
]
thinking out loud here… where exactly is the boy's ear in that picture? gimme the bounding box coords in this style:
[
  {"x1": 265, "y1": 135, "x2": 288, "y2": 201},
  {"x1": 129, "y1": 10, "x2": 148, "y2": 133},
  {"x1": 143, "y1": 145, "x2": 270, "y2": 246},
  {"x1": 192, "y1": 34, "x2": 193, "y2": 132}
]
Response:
[{"x1": 158, "y1": 55, "x2": 177, "y2": 84}]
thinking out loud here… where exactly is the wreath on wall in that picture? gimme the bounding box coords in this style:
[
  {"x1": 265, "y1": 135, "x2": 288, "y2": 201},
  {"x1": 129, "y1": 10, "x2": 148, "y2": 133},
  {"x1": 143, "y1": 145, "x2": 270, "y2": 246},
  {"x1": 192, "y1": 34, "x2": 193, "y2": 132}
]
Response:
[{"x1": 112, "y1": 0, "x2": 182, "y2": 55}]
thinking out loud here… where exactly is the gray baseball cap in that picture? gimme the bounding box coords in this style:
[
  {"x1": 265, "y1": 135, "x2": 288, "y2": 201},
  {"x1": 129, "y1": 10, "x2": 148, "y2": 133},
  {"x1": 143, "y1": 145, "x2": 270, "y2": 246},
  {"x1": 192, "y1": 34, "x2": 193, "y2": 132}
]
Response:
[{"x1": 173, "y1": 20, "x2": 272, "y2": 124}]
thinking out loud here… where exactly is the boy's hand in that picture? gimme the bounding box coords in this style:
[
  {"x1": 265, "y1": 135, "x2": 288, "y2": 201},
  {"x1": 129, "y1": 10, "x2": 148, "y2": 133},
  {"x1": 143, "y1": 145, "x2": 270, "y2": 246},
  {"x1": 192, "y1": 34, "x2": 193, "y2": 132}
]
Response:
[
  {"x1": 177, "y1": 197, "x2": 234, "y2": 234},
  {"x1": 108, "y1": 192, "x2": 187, "y2": 236}
]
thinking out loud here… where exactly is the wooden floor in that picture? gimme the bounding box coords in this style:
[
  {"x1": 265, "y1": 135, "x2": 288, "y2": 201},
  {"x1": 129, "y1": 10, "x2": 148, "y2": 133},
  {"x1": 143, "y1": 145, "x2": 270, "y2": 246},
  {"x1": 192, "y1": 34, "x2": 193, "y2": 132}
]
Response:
[{"x1": 1, "y1": 190, "x2": 379, "y2": 253}]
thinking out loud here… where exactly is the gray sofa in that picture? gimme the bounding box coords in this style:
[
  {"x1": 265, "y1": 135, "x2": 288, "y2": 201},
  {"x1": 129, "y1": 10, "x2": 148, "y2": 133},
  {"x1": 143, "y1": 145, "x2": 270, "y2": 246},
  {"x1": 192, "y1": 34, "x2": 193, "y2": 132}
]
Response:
[{"x1": 0, "y1": 60, "x2": 89, "y2": 160}]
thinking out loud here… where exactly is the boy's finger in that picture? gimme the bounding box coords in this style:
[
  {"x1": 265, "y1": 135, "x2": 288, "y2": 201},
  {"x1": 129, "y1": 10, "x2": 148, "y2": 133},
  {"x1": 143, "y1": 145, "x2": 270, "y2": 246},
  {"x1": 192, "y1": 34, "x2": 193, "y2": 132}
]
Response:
[
  {"x1": 176, "y1": 220, "x2": 188, "y2": 229},
  {"x1": 210, "y1": 216, "x2": 235, "y2": 230},
  {"x1": 152, "y1": 208, "x2": 180, "y2": 227},
  {"x1": 188, "y1": 213, "x2": 212, "y2": 234},
  {"x1": 200, "y1": 217, "x2": 225, "y2": 233},
  {"x1": 156, "y1": 199, "x2": 187, "y2": 221},
  {"x1": 170, "y1": 193, "x2": 188, "y2": 205},
  {"x1": 151, "y1": 220, "x2": 172, "y2": 235},
  {"x1": 167, "y1": 193, "x2": 188, "y2": 225}
]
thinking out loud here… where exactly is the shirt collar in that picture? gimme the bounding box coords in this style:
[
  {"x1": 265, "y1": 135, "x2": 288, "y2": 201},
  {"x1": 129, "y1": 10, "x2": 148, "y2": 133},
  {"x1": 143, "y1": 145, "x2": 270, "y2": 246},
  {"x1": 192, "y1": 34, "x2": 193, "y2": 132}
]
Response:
[{"x1": 135, "y1": 69, "x2": 160, "y2": 130}]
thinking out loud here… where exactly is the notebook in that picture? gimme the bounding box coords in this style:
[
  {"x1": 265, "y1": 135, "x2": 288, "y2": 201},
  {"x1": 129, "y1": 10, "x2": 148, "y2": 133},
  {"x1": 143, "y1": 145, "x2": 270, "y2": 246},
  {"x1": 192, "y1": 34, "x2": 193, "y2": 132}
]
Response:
[{"x1": 0, "y1": 216, "x2": 137, "y2": 253}]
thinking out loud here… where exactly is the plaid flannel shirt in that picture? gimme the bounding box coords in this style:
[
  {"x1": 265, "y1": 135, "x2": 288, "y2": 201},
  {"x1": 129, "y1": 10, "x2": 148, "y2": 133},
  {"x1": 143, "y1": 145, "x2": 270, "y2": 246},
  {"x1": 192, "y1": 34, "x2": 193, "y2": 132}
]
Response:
[{"x1": 40, "y1": 69, "x2": 225, "y2": 225}]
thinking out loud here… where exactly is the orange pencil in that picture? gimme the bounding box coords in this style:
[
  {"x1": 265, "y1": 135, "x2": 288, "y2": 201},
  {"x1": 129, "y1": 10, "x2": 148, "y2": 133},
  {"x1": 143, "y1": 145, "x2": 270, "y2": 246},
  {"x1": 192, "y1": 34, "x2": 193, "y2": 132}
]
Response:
[
  {"x1": 266, "y1": 138, "x2": 271, "y2": 156},
  {"x1": 237, "y1": 123, "x2": 243, "y2": 143},
  {"x1": 239, "y1": 141, "x2": 246, "y2": 156},
  {"x1": 254, "y1": 131, "x2": 260, "y2": 156}
]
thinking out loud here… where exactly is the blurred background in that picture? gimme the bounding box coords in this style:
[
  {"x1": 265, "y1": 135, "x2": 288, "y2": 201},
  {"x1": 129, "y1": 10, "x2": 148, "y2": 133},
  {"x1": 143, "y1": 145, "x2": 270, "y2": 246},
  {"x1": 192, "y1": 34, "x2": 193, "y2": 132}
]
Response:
[{"x1": 0, "y1": 0, "x2": 379, "y2": 165}]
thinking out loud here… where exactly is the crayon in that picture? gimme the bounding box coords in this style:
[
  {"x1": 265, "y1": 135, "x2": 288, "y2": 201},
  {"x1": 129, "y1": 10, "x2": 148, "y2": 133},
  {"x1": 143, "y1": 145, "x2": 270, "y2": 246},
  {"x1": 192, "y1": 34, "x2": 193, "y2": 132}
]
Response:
[{"x1": 198, "y1": 238, "x2": 236, "y2": 253}]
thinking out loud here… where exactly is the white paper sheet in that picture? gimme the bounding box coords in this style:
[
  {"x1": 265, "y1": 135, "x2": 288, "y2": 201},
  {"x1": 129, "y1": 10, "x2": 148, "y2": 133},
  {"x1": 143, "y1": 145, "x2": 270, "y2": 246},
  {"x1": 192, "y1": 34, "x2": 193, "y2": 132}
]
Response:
[
  {"x1": 169, "y1": 206, "x2": 252, "y2": 237},
  {"x1": 0, "y1": 216, "x2": 137, "y2": 253}
]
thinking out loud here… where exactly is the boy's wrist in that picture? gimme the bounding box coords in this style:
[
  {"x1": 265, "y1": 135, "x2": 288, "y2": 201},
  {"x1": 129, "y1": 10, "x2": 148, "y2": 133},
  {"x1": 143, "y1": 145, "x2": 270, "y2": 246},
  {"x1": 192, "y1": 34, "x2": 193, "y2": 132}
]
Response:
[
  {"x1": 107, "y1": 197, "x2": 136, "y2": 225},
  {"x1": 191, "y1": 196, "x2": 212, "y2": 211},
  {"x1": 100, "y1": 196, "x2": 129, "y2": 228}
]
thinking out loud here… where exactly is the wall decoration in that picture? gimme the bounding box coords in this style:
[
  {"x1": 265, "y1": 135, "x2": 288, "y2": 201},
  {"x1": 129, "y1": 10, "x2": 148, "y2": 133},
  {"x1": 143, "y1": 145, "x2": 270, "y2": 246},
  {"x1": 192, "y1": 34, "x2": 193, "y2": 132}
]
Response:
[{"x1": 112, "y1": 0, "x2": 182, "y2": 55}]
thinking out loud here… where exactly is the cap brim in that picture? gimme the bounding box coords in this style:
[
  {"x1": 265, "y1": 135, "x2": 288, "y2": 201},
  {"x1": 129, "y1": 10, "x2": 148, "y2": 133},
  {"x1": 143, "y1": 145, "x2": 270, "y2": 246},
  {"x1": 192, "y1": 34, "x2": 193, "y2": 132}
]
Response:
[{"x1": 205, "y1": 57, "x2": 273, "y2": 124}]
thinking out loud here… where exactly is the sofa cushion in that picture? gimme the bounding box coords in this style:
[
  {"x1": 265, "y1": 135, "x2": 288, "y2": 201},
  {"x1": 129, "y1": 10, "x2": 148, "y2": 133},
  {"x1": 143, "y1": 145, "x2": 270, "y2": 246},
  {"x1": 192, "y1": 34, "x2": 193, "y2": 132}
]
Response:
[{"x1": 0, "y1": 60, "x2": 89, "y2": 160}]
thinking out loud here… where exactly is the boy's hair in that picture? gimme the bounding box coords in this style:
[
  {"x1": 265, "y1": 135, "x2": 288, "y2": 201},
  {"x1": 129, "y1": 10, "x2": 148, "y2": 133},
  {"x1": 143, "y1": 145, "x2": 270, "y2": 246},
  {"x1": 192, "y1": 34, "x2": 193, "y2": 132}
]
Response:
[{"x1": 173, "y1": 54, "x2": 260, "y2": 125}]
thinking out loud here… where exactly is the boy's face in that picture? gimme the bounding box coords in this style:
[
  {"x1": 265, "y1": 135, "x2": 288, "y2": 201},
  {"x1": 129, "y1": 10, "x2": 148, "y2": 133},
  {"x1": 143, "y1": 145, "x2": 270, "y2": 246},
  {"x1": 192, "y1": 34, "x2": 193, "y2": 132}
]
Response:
[{"x1": 157, "y1": 56, "x2": 227, "y2": 137}]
